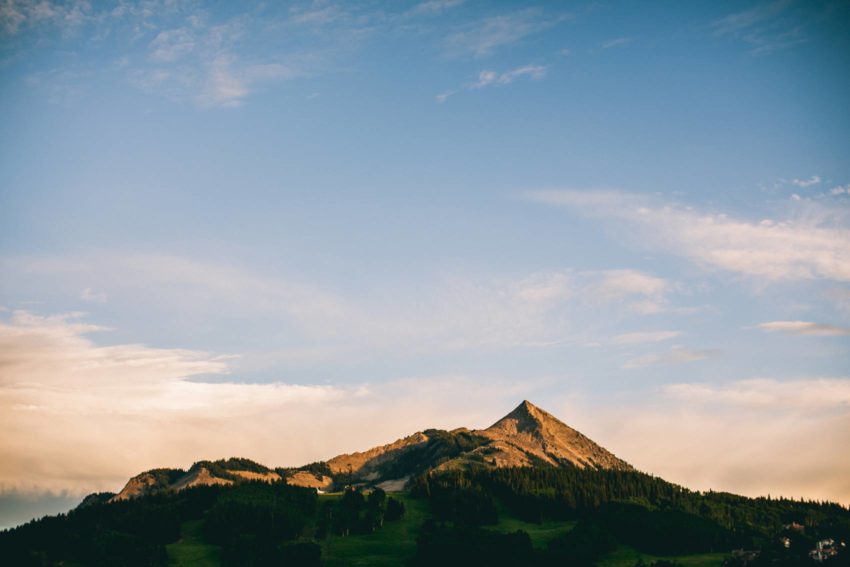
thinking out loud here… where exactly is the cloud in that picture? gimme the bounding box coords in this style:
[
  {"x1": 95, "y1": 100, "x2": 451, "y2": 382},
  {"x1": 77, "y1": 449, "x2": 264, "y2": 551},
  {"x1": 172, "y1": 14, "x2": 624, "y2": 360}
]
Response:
[
  {"x1": 593, "y1": 377, "x2": 850, "y2": 505},
  {"x1": 754, "y1": 321, "x2": 850, "y2": 337},
  {"x1": 601, "y1": 37, "x2": 632, "y2": 49},
  {"x1": 514, "y1": 272, "x2": 571, "y2": 302},
  {"x1": 711, "y1": 0, "x2": 807, "y2": 56},
  {"x1": 412, "y1": 0, "x2": 465, "y2": 15},
  {"x1": 196, "y1": 56, "x2": 299, "y2": 107},
  {"x1": 288, "y1": 2, "x2": 347, "y2": 26},
  {"x1": 469, "y1": 69, "x2": 497, "y2": 88},
  {"x1": 665, "y1": 378, "x2": 850, "y2": 410},
  {"x1": 0, "y1": 310, "x2": 542, "y2": 504},
  {"x1": 791, "y1": 175, "x2": 821, "y2": 188},
  {"x1": 80, "y1": 288, "x2": 107, "y2": 303},
  {"x1": 613, "y1": 330, "x2": 681, "y2": 345},
  {"x1": 528, "y1": 189, "x2": 850, "y2": 283},
  {"x1": 622, "y1": 345, "x2": 713, "y2": 369},
  {"x1": 437, "y1": 64, "x2": 546, "y2": 102},
  {"x1": 6, "y1": 254, "x2": 674, "y2": 364},
  {"x1": 0, "y1": 0, "x2": 91, "y2": 36},
  {"x1": 593, "y1": 269, "x2": 671, "y2": 314},
  {"x1": 6, "y1": 2, "x2": 309, "y2": 108},
  {"x1": 445, "y1": 9, "x2": 566, "y2": 57},
  {"x1": 149, "y1": 27, "x2": 196, "y2": 62},
  {"x1": 142, "y1": 17, "x2": 303, "y2": 108},
  {"x1": 481, "y1": 64, "x2": 545, "y2": 86},
  {"x1": 712, "y1": 0, "x2": 790, "y2": 36}
]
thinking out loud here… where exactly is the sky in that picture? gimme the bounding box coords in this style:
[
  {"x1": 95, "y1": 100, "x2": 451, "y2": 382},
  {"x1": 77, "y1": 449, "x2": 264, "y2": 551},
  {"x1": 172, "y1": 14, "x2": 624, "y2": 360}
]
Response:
[{"x1": 1, "y1": 0, "x2": 850, "y2": 529}]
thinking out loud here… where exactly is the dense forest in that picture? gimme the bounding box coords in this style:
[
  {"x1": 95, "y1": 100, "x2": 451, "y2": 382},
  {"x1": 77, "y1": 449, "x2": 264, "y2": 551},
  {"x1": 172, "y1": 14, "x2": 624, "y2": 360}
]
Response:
[
  {"x1": 410, "y1": 467, "x2": 850, "y2": 566},
  {"x1": 1, "y1": 465, "x2": 848, "y2": 566}
]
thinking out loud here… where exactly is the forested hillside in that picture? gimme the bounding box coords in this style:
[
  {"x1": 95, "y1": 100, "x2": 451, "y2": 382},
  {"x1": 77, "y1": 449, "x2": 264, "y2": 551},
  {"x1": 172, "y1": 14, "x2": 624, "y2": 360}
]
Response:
[{"x1": 2, "y1": 466, "x2": 848, "y2": 566}]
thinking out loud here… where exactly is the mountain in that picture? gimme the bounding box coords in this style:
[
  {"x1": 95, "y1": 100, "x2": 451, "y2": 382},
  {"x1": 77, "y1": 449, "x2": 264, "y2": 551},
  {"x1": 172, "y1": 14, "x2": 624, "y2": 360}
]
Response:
[
  {"x1": 8, "y1": 400, "x2": 848, "y2": 567},
  {"x1": 110, "y1": 458, "x2": 281, "y2": 502},
  {"x1": 109, "y1": 400, "x2": 630, "y2": 500}
]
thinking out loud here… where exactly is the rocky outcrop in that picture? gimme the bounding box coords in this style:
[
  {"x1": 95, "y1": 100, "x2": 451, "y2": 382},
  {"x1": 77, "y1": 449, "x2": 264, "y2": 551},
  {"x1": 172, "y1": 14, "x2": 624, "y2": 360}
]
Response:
[{"x1": 285, "y1": 470, "x2": 333, "y2": 490}]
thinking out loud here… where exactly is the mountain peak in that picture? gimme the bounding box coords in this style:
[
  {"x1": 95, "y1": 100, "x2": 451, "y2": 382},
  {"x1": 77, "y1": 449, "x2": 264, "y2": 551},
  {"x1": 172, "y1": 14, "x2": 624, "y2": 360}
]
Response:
[
  {"x1": 478, "y1": 400, "x2": 633, "y2": 471},
  {"x1": 486, "y1": 400, "x2": 556, "y2": 434},
  {"x1": 513, "y1": 399, "x2": 544, "y2": 418}
]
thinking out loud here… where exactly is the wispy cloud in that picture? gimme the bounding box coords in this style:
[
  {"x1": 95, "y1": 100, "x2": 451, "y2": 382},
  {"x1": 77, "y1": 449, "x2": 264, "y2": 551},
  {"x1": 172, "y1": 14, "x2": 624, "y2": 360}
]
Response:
[
  {"x1": 6, "y1": 2, "x2": 316, "y2": 108},
  {"x1": 412, "y1": 0, "x2": 465, "y2": 15},
  {"x1": 754, "y1": 321, "x2": 850, "y2": 337},
  {"x1": 197, "y1": 56, "x2": 299, "y2": 107},
  {"x1": 481, "y1": 64, "x2": 545, "y2": 86},
  {"x1": 6, "y1": 254, "x2": 675, "y2": 362},
  {"x1": 711, "y1": 0, "x2": 807, "y2": 55},
  {"x1": 791, "y1": 175, "x2": 821, "y2": 188},
  {"x1": 622, "y1": 345, "x2": 713, "y2": 369},
  {"x1": 666, "y1": 378, "x2": 850, "y2": 410},
  {"x1": 593, "y1": 269, "x2": 672, "y2": 314},
  {"x1": 137, "y1": 15, "x2": 306, "y2": 108},
  {"x1": 601, "y1": 37, "x2": 632, "y2": 49},
  {"x1": 148, "y1": 27, "x2": 195, "y2": 61},
  {"x1": 436, "y1": 64, "x2": 546, "y2": 102},
  {"x1": 528, "y1": 189, "x2": 850, "y2": 283},
  {"x1": 712, "y1": 0, "x2": 790, "y2": 36},
  {"x1": 613, "y1": 330, "x2": 681, "y2": 345},
  {"x1": 445, "y1": 8, "x2": 567, "y2": 57},
  {"x1": 288, "y1": 2, "x2": 347, "y2": 26},
  {"x1": 0, "y1": 0, "x2": 91, "y2": 36}
]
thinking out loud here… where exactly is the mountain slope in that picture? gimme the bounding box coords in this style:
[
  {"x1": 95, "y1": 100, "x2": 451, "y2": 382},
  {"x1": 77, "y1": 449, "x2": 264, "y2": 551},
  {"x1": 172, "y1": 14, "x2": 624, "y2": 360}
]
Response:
[
  {"x1": 108, "y1": 400, "x2": 630, "y2": 499},
  {"x1": 471, "y1": 400, "x2": 632, "y2": 471},
  {"x1": 327, "y1": 431, "x2": 431, "y2": 478}
]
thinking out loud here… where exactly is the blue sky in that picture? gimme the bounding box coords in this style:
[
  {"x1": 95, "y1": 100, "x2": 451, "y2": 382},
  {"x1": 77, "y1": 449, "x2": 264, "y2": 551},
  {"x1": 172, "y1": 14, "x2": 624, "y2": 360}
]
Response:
[{"x1": 1, "y1": 0, "x2": 849, "y2": 527}]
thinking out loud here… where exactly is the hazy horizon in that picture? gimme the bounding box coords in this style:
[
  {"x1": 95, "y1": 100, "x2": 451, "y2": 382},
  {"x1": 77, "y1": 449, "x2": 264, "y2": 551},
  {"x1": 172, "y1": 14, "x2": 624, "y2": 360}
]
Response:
[{"x1": 1, "y1": 0, "x2": 849, "y2": 530}]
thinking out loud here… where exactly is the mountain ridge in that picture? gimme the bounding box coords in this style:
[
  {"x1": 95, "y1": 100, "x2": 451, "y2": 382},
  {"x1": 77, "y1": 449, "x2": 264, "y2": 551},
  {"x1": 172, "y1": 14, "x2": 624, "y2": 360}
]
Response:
[{"x1": 107, "y1": 400, "x2": 631, "y2": 501}]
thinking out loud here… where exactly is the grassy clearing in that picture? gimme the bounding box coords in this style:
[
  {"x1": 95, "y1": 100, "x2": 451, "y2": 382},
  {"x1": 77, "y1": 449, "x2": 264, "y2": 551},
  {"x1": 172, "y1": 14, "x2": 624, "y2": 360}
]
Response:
[
  {"x1": 598, "y1": 545, "x2": 727, "y2": 567},
  {"x1": 167, "y1": 519, "x2": 221, "y2": 567},
  {"x1": 486, "y1": 500, "x2": 576, "y2": 548},
  {"x1": 321, "y1": 494, "x2": 430, "y2": 567}
]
